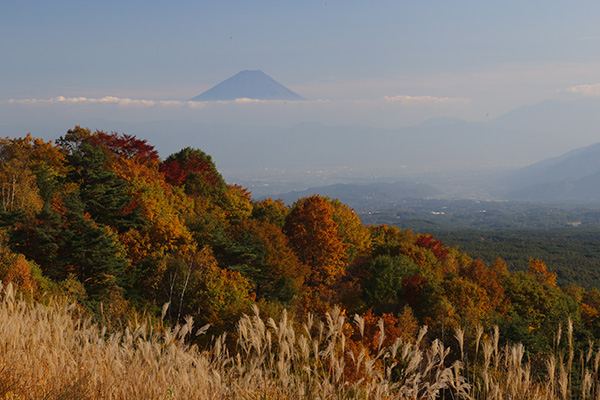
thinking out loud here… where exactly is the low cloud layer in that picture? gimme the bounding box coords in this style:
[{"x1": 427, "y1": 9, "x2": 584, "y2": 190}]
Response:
[
  {"x1": 9, "y1": 96, "x2": 157, "y2": 106},
  {"x1": 2, "y1": 93, "x2": 474, "y2": 131},
  {"x1": 7, "y1": 95, "x2": 469, "y2": 108},
  {"x1": 564, "y1": 83, "x2": 600, "y2": 97},
  {"x1": 7, "y1": 96, "x2": 335, "y2": 109}
]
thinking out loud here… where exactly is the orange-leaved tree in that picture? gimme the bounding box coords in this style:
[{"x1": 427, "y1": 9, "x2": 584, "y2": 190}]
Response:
[
  {"x1": 284, "y1": 195, "x2": 348, "y2": 292},
  {"x1": 528, "y1": 258, "x2": 557, "y2": 287},
  {"x1": 328, "y1": 198, "x2": 371, "y2": 265}
]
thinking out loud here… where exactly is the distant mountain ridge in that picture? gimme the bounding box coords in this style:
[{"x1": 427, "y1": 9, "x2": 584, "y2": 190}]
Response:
[
  {"x1": 190, "y1": 70, "x2": 304, "y2": 101},
  {"x1": 502, "y1": 141, "x2": 600, "y2": 203},
  {"x1": 16, "y1": 97, "x2": 600, "y2": 201}
]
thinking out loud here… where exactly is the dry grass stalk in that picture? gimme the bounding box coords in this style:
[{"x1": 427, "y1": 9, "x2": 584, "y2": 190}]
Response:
[{"x1": 0, "y1": 282, "x2": 597, "y2": 399}]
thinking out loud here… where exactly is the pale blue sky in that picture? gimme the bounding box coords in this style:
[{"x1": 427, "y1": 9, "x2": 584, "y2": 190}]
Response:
[
  {"x1": 4, "y1": 1, "x2": 600, "y2": 99},
  {"x1": 3, "y1": 0, "x2": 600, "y2": 141}
]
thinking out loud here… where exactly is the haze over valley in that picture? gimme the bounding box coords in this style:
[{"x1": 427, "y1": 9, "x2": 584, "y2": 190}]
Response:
[
  {"x1": 5, "y1": 93, "x2": 600, "y2": 203},
  {"x1": 4, "y1": 0, "x2": 600, "y2": 271},
  {"x1": 5, "y1": 0, "x2": 600, "y2": 206}
]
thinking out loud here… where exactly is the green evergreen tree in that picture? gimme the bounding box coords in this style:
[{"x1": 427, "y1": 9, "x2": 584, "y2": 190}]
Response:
[
  {"x1": 66, "y1": 141, "x2": 145, "y2": 232},
  {"x1": 10, "y1": 203, "x2": 64, "y2": 279},
  {"x1": 11, "y1": 195, "x2": 129, "y2": 300},
  {"x1": 59, "y1": 194, "x2": 129, "y2": 299}
]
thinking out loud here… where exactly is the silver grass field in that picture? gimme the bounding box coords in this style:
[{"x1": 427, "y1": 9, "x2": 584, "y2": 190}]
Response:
[{"x1": 0, "y1": 282, "x2": 599, "y2": 399}]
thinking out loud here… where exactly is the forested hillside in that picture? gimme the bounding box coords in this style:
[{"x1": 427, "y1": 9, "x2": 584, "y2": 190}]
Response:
[{"x1": 2, "y1": 127, "x2": 600, "y2": 364}]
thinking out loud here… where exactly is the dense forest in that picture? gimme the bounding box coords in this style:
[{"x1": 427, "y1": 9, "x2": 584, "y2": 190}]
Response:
[
  {"x1": 361, "y1": 200, "x2": 600, "y2": 288},
  {"x1": 359, "y1": 199, "x2": 600, "y2": 231},
  {"x1": 3, "y1": 127, "x2": 600, "y2": 397},
  {"x1": 432, "y1": 229, "x2": 600, "y2": 288}
]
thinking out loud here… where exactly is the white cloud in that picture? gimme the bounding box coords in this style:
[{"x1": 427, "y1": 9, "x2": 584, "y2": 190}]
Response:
[
  {"x1": 5, "y1": 93, "x2": 473, "y2": 111},
  {"x1": 8, "y1": 96, "x2": 157, "y2": 106},
  {"x1": 6, "y1": 96, "x2": 320, "y2": 108},
  {"x1": 2, "y1": 95, "x2": 472, "y2": 129},
  {"x1": 383, "y1": 95, "x2": 470, "y2": 105},
  {"x1": 156, "y1": 100, "x2": 188, "y2": 107},
  {"x1": 564, "y1": 83, "x2": 600, "y2": 96}
]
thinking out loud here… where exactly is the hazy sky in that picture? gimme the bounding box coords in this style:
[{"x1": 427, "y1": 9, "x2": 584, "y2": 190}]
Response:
[{"x1": 3, "y1": 1, "x2": 600, "y2": 132}]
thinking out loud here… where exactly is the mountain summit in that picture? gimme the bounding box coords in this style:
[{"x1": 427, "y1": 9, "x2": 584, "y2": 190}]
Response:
[{"x1": 189, "y1": 70, "x2": 304, "y2": 101}]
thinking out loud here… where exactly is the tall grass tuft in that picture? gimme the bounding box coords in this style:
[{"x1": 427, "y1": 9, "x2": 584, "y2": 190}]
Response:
[{"x1": 0, "y1": 282, "x2": 598, "y2": 399}]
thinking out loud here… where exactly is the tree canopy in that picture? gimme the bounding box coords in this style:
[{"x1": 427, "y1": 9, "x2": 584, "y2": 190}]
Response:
[{"x1": 1, "y1": 127, "x2": 599, "y2": 360}]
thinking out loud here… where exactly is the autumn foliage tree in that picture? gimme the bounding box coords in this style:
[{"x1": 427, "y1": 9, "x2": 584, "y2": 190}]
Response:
[
  {"x1": 527, "y1": 258, "x2": 557, "y2": 287},
  {"x1": 0, "y1": 230, "x2": 38, "y2": 291},
  {"x1": 90, "y1": 131, "x2": 159, "y2": 165},
  {"x1": 88, "y1": 130, "x2": 161, "y2": 186},
  {"x1": 415, "y1": 233, "x2": 449, "y2": 261},
  {"x1": 462, "y1": 258, "x2": 506, "y2": 314},
  {"x1": 160, "y1": 147, "x2": 226, "y2": 201},
  {"x1": 251, "y1": 198, "x2": 289, "y2": 228},
  {"x1": 0, "y1": 134, "x2": 64, "y2": 220},
  {"x1": 284, "y1": 195, "x2": 348, "y2": 292},
  {"x1": 5, "y1": 126, "x2": 600, "y2": 363},
  {"x1": 328, "y1": 198, "x2": 371, "y2": 265},
  {"x1": 221, "y1": 219, "x2": 307, "y2": 304}
]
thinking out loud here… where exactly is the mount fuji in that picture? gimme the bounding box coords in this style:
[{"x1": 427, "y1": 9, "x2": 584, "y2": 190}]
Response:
[{"x1": 189, "y1": 70, "x2": 304, "y2": 101}]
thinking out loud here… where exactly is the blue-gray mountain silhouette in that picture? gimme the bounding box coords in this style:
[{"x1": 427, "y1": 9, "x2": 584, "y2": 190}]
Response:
[
  {"x1": 190, "y1": 70, "x2": 304, "y2": 101},
  {"x1": 502, "y1": 142, "x2": 600, "y2": 202}
]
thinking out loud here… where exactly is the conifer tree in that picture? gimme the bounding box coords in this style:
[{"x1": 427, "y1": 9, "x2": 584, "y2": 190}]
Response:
[
  {"x1": 58, "y1": 194, "x2": 129, "y2": 299},
  {"x1": 66, "y1": 141, "x2": 145, "y2": 232}
]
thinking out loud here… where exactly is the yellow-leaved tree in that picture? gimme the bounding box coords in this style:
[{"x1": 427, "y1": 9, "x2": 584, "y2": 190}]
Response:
[{"x1": 528, "y1": 258, "x2": 557, "y2": 287}]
